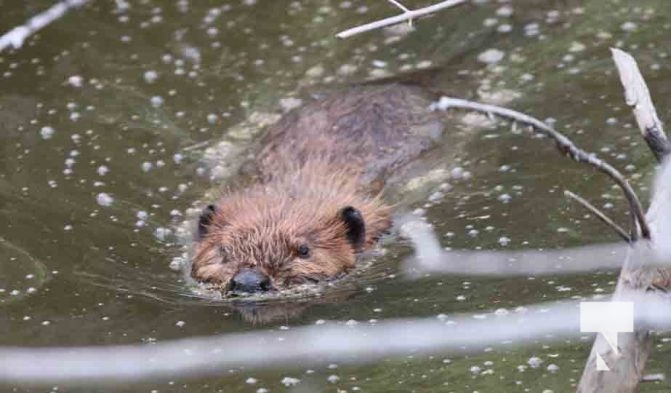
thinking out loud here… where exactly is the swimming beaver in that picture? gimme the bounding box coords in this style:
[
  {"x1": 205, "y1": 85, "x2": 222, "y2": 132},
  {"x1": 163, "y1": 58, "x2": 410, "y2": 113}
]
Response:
[{"x1": 192, "y1": 84, "x2": 444, "y2": 294}]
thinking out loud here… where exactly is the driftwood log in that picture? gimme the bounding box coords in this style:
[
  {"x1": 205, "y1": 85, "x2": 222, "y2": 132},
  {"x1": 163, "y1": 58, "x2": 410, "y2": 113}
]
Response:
[{"x1": 576, "y1": 49, "x2": 671, "y2": 393}]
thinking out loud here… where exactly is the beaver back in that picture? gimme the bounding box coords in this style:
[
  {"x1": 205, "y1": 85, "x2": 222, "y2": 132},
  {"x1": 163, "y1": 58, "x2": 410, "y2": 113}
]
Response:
[{"x1": 256, "y1": 84, "x2": 444, "y2": 187}]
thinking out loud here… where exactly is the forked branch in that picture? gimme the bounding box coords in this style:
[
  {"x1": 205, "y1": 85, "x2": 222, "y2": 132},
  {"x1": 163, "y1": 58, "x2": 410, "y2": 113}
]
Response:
[
  {"x1": 433, "y1": 97, "x2": 651, "y2": 240},
  {"x1": 336, "y1": 0, "x2": 467, "y2": 39}
]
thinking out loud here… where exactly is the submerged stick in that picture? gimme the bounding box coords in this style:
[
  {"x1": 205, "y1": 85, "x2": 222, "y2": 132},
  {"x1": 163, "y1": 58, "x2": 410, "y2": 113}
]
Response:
[
  {"x1": 336, "y1": 0, "x2": 467, "y2": 39},
  {"x1": 433, "y1": 96, "x2": 651, "y2": 240}
]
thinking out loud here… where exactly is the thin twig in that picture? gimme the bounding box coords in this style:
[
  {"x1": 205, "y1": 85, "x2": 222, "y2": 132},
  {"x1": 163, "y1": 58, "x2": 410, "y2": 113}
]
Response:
[
  {"x1": 433, "y1": 96, "x2": 651, "y2": 240},
  {"x1": 387, "y1": 0, "x2": 410, "y2": 13},
  {"x1": 611, "y1": 48, "x2": 670, "y2": 162},
  {"x1": 564, "y1": 190, "x2": 631, "y2": 243},
  {"x1": 336, "y1": 0, "x2": 467, "y2": 39}
]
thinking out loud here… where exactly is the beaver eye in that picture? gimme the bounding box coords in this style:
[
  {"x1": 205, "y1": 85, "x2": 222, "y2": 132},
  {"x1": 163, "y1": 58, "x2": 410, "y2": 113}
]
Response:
[
  {"x1": 218, "y1": 246, "x2": 228, "y2": 261},
  {"x1": 297, "y1": 244, "x2": 310, "y2": 259}
]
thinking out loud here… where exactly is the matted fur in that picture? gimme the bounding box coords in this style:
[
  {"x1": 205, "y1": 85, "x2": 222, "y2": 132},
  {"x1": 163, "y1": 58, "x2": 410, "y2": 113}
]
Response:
[{"x1": 192, "y1": 159, "x2": 391, "y2": 288}]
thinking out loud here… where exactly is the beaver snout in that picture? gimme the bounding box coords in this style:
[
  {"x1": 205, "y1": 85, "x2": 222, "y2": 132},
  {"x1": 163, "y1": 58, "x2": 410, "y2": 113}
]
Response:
[{"x1": 229, "y1": 269, "x2": 273, "y2": 294}]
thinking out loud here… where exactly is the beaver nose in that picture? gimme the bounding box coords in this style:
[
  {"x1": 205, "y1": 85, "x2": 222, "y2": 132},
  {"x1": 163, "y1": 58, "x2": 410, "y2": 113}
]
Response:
[{"x1": 230, "y1": 269, "x2": 272, "y2": 294}]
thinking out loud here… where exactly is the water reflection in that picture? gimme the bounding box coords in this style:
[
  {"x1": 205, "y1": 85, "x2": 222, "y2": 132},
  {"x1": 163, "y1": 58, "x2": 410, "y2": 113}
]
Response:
[{"x1": 1, "y1": 0, "x2": 671, "y2": 391}]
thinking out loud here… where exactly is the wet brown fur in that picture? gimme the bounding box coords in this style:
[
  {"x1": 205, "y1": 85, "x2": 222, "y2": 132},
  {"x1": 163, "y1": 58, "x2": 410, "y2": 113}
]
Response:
[{"x1": 191, "y1": 84, "x2": 442, "y2": 290}]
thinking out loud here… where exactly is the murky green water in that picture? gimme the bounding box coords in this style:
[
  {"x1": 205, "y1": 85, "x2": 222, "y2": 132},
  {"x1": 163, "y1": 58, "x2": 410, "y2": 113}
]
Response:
[{"x1": 2, "y1": 0, "x2": 671, "y2": 391}]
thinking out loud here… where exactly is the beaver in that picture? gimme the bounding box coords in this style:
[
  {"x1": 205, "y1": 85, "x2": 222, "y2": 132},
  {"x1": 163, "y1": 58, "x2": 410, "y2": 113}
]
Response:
[{"x1": 192, "y1": 84, "x2": 444, "y2": 295}]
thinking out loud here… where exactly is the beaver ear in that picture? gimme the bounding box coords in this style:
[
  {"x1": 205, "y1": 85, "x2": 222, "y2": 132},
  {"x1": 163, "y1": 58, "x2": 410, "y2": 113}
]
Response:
[
  {"x1": 197, "y1": 204, "x2": 217, "y2": 240},
  {"x1": 340, "y1": 206, "x2": 366, "y2": 250}
]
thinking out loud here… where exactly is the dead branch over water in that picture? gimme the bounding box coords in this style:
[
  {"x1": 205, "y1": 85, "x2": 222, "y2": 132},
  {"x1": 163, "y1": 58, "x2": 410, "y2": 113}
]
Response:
[
  {"x1": 431, "y1": 96, "x2": 651, "y2": 240},
  {"x1": 335, "y1": 0, "x2": 467, "y2": 39},
  {"x1": 575, "y1": 49, "x2": 671, "y2": 393},
  {"x1": 0, "y1": 0, "x2": 88, "y2": 52}
]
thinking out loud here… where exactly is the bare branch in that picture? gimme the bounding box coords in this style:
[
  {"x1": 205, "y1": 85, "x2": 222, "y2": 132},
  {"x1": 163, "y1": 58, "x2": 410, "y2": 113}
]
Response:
[
  {"x1": 0, "y1": 292, "x2": 670, "y2": 385},
  {"x1": 336, "y1": 0, "x2": 467, "y2": 39},
  {"x1": 611, "y1": 48, "x2": 669, "y2": 162},
  {"x1": 432, "y1": 96, "x2": 651, "y2": 240},
  {"x1": 0, "y1": 0, "x2": 88, "y2": 52},
  {"x1": 564, "y1": 190, "x2": 631, "y2": 243}
]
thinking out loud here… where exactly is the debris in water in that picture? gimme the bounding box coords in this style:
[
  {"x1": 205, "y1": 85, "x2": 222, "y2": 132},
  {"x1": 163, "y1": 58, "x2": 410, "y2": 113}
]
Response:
[
  {"x1": 67, "y1": 75, "x2": 83, "y2": 87},
  {"x1": 96, "y1": 193, "x2": 113, "y2": 207},
  {"x1": 477, "y1": 49, "x2": 505, "y2": 64},
  {"x1": 40, "y1": 126, "x2": 55, "y2": 139},
  {"x1": 280, "y1": 377, "x2": 300, "y2": 387},
  {"x1": 143, "y1": 70, "x2": 158, "y2": 83},
  {"x1": 527, "y1": 356, "x2": 543, "y2": 368}
]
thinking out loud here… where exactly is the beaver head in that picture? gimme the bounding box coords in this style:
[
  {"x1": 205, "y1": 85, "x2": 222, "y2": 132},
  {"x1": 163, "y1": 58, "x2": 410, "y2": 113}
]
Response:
[
  {"x1": 192, "y1": 202, "x2": 365, "y2": 293},
  {"x1": 190, "y1": 162, "x2": 391, "y2": 295}
]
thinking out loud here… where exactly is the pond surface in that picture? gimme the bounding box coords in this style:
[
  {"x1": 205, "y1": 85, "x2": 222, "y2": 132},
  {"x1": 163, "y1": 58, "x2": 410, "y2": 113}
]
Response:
[{"x1": 1, "y1": 0, "x2": 671, "y2": 391}]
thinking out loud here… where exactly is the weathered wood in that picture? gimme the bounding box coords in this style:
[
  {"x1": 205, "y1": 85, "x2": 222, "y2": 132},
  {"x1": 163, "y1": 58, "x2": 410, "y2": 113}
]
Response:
[
  {"x1": 576, "y1": 49, "x2": 671, "y2": 393},
  {"x1": 576, "y1": 245, "x2": 654, "y2": 393},
  {"x1": 612, "y1": 48, "x2": 670, "y2": 162}
]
